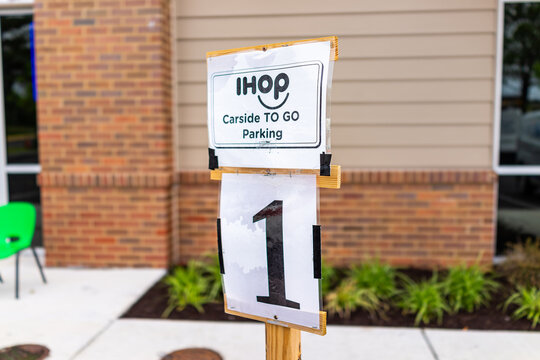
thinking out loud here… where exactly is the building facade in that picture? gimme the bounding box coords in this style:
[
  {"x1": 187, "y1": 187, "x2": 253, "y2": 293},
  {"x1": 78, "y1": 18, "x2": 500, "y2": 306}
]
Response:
[{"x1": 0, "y1": 0, "x2": 536, "y2": 268}]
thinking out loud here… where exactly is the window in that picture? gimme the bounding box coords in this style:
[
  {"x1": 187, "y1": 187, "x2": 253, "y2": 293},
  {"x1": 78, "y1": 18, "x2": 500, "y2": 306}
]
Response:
[
  {"x1": 495, "y1": 0, "x2": 540, "y2": 254},
  {"x1": 0, "y1": 13, "x2": 41, "y2": 246}
]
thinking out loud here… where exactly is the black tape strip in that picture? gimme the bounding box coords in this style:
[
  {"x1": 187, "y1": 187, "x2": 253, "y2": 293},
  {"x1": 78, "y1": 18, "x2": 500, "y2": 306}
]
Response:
[
  {"x1": 208, "y1": 148, "x2": 219, "y2": 170},
  {"x1": 313, "y1": 225, "x2": 321, "y2": 279},
  {"x1": 320, "y1": 152, "x2": 332, "y2": 176},
  {"x1": 216, "y1": 218, "x2": 225, "y2": 274}
]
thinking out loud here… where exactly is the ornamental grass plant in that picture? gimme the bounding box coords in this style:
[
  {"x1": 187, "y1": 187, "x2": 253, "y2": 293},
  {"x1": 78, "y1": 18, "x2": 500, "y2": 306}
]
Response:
[
  {"x1": 162, "y1": 255, "x2": 223, "y2": 318},
  {"x1": 348, "y1": 260, "x2": 397, "y2": 300},
  {"x1": 504, "y1": 287, "x2": 540, "y2": 328},
  {"x1": 321, "y1": 260, "x2": 339, "y2": 295},
  {"x1": 397, "y1": 273, "x2": 449, "y2": 326},
  {"x1": 201, "y1": 254, "x2": 223, "y2": 301},
  {"x1": 162, "y1": 260, "x2": 210, "y2": 317},
  {"x1": 159, "y1": 254, "x2": 540, "y2": 329},
  {"x1": 499, "y1": 239, "x2": 540, "y2": 289},
  {"x1": 442, "y1": 264, "x2": 499, "y2": 314},
  {"x1": 325, "y1": 280, "x2": 380, "y2": 319}
]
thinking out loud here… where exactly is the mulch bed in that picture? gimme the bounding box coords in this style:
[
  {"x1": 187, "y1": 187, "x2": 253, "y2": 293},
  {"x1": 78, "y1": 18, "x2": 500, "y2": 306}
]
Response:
[
  {"x1": 122, "y1": 269, "x2": 539, "y2": 331},
  {"x1": 122, "y1": 279, "x2": 252, "y2": 323}
]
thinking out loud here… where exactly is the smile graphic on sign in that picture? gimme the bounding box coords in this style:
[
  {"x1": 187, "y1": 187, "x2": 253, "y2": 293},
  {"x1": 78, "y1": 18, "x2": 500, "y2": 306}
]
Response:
[{"x1": 236, "y1": 73, "x2": 290, "y2": 110}]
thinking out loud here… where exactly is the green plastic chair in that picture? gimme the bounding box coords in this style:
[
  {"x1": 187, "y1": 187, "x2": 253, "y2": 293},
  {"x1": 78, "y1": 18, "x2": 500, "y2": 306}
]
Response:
[{"x1": 0, "y1": 202, "x2": 46, "y2": 298}]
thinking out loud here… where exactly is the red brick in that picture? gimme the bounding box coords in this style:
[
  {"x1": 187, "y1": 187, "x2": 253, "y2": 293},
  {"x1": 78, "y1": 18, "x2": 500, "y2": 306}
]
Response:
[
  {"x1": 36, "y1": 0, "x2": 172, "y2": 268},
  {"x1": 174, "y1": 170, "x2": 496, "y2": 268}
]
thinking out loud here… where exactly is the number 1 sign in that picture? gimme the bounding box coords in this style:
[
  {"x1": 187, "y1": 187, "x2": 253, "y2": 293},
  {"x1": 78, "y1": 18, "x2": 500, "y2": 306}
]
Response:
[
  {"x1": 218, "y1": 173, "x2": 323, "y2": 331},
  {"x1": 208, "y1": 38, "x2": 339, "y2": 356}
]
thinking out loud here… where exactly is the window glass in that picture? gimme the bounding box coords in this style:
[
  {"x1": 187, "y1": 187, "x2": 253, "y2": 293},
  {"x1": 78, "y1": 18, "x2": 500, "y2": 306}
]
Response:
[
  {"x1": 2, "y1": 15, "x2": 38, "y2": 164},
  {"x1": 497, "y1": 175, "x2": 540, "y2": 254},
  {"x1": 499, "y1": 3, "x2": 540, "y2": 166}
]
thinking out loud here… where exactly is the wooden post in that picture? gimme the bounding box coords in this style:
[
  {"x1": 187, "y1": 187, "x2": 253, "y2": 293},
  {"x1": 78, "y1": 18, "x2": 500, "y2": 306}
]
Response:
[{"x1": 265, "y1": 323, "x2": 301, "y2": 360}]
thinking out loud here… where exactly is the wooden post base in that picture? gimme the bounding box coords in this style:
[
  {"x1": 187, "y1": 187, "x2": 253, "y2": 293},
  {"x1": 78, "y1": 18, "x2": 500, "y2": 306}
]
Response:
[{"x1": 265, "y1": 323, "x2": 301, "y2": 360}]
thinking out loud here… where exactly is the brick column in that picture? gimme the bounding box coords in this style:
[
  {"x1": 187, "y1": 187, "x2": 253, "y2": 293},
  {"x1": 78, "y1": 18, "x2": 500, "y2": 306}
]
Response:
[{"x1": 34, "y1": 0, "x2": 173, "y2": 267}]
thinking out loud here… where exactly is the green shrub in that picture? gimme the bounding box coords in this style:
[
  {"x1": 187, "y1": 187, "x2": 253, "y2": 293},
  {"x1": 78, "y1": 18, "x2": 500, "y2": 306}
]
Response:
[
  {"x1": 201, "y1": 254, "x2": 223, "y2": 301},
  {"x1": 325, "y1": 280, "x2": 380, "y2": 319},
  {"x1": 442, "y1": 264, "x2": 499, "y2": 313},
  {"x1": 504, "y1": 287, "x2": 540, "y2": 328},
  {"x1": 499, "y1": 239, "x2": 540, "y2": 288},
  {"x1": 321, "y1": 260, "x2": 339, "y2": 295},
  {"x1": 348, "y1": 260, "x2": 397, "y2": 300},
  {"x1": 162, "y1": 261, "x2": 210, "y2": 317},
  {"x1": 397, "y1": 273, "x2": 449, "y2": 326}
]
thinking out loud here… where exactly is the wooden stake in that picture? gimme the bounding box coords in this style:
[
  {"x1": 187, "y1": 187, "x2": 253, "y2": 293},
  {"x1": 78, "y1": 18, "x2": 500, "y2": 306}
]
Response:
[
  {"x1": 211, "y1": 165, "x2": 341, "y2": 189},
  {"x1": 265, "y1": 323, "x2": 301, "y2": 360}
]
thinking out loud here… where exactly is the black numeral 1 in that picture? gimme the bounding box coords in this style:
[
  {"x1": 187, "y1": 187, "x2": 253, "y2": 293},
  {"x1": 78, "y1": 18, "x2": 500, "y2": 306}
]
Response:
[{"x1": 253, "y1": 200, "x2": 300, "y2": 309}]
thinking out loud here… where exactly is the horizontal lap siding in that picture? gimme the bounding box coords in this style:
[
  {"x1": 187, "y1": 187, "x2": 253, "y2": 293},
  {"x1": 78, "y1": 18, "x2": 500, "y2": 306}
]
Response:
[
  {"x1": 173, "y1": 0, "x2": 497, "y2": 169},
  {"x1": 173, "y1": 148, "x2": 491, "y2": 168},
  {"x1": 178, "y1": 57, "x2": 494, "y2": 83},
  {"x1": 177, "y1": 80, "x2": 492, "y2": 104},
  {"x1": 177, "y1": 12, "x2": 495, "y2": 38},
  {"x1": 178, "y1": 126, "x2": 491, "y2": 147},
  {"x1": 177, "y1": 34, "x2": 495, "y2": 61},
  {"x1": 175, "y1": 0, "x2": 496, "y2": 16}
]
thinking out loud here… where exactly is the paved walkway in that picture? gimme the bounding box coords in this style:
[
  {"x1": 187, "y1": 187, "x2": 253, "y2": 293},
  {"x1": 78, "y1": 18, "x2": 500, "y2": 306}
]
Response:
[
  {"x1": 0, "y1": 250, "x2": 165, "y2": 360},
  {"x1": 1, "y1": 251, "x2": 539, "y2": 360},
  {"x1": 75, "y1": 320, "x2": 540, "y2": 360}
]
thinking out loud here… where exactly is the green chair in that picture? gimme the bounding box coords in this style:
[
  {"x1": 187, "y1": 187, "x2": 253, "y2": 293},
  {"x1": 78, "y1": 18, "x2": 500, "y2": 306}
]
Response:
[{"x1": 0, "y1": 202, "x2": 46, "y2": 298}]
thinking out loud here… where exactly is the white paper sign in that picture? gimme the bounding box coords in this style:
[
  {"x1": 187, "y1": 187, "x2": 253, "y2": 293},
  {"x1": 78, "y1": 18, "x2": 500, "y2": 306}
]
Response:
[
  {"x1": 208, "y1": 41, "x2": 332, "y2": 169},
  {"x1": 219, "y1": 173, "x2": 321, "y2": 329}
]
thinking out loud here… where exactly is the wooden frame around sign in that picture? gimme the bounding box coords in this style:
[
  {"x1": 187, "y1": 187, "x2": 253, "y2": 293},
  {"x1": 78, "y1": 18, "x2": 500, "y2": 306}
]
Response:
[
  {"x1": 206, "y1": 36, "x2": 338, "y2": 61},
  {"x1": 212, "y1": 165, "x2": 340, "y2": 336},
  {"x1": 224, "y1": 296, "x2": 327, "y2": 336},
  {"x1": 210, "y1": 165, "x2": 341, "y2": 189}
]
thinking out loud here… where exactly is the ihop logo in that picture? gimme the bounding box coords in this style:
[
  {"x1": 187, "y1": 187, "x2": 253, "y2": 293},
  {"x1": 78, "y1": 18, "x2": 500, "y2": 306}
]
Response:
[{"x1": 236, "y1": 73, "x2": 289, "y2": 110}]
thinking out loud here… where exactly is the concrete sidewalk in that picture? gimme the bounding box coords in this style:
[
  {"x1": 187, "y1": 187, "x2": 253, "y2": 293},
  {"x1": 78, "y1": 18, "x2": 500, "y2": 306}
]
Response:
[
  {"x1": 75, "y1": 320, "x2": 540, "y2": 360},
  {"x1": 1, "y1": 253, "x2": 539, "y2": 360},
  {"x1": 75, "y1": 320, "x2": 434, "y2": 360},
  {"x1": 0, "y1": 250, "x2": 165, "y2": 360}
]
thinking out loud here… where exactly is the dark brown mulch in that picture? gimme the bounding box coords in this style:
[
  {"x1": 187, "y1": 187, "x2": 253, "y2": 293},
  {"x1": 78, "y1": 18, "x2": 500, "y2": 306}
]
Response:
[
  {"x1": 0, "y1": 345, "x2": 49, "y2": 360},
  {"x1": 122, "y1": 269, "x2": 539, "y2": 331},
  {"x1": 123, "y1": 278, "x2": 253, "y2": 322}
]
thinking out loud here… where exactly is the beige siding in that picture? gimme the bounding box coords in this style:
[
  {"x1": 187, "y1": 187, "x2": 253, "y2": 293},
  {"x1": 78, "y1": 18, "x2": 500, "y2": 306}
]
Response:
[
  {"x1": 177, "y1": 80, "x2": 492, "y2": 104},
  {"x1": 175, "y1": 0, "x2": 496, "y2": 16},
  {"x1": 173, "y1": 0, "x2": 497, "y2": 169},
  {"x1": 178, "y1": 57, "x2": 494, "y2": 83},
  {"x1": 179, "y1": 125, "x2": 491, "y2": 148}
]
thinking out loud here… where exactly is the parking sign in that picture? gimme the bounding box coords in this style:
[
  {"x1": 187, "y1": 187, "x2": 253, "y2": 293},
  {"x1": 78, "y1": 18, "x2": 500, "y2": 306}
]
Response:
[
  {"x1": 207, "y1": 39, "x2": 336, "y2": 170},
  {"x1": 219, "y1": 173, "x2": 322, "y2": 330}
]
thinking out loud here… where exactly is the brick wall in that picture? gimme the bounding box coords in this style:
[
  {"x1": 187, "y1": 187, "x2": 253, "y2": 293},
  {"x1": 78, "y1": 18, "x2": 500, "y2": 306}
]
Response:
[
  {"x1": 176, "y1": 170, "x2": 497, "y2": 268},
  {"x1": 176, "y1": 172, "x2": 218, "y2": 264},
  {"x1": 40, "y1": 179, "x2": 171, "y2": 267},
  {"x1": 34, "y1": 0, "x2": 173, "y2": 267}
]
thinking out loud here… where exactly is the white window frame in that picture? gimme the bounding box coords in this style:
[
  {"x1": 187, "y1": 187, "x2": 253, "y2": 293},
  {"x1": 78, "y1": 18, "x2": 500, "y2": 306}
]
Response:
[
  {"x1": 493, "y1": 0, "x2": 540, "y2": 175},
  {"x1": 0, "y1": 6, "x2": 39, "y2": 205}
]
